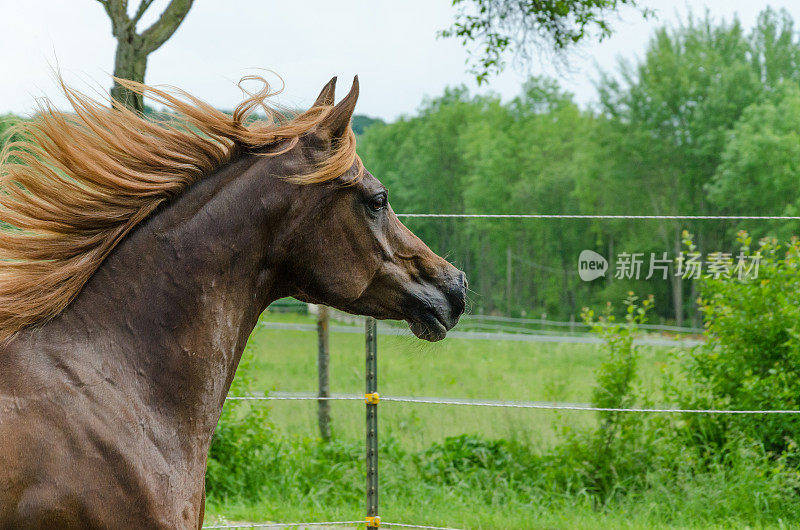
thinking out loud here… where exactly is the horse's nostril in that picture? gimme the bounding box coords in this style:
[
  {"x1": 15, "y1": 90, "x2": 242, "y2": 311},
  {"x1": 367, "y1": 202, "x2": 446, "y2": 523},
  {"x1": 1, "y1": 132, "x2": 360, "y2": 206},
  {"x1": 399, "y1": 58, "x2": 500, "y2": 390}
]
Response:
[{"x1": 445, "y1": 271, "x2": 467, "y2": 317}]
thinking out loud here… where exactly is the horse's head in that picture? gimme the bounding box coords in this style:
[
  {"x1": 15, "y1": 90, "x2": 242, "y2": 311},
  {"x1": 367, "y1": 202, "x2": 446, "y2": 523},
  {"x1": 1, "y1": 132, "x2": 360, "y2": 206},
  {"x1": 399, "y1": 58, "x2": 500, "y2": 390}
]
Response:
[{"x1": 278, "y1": 77, "x2": 466, "y2": 341}]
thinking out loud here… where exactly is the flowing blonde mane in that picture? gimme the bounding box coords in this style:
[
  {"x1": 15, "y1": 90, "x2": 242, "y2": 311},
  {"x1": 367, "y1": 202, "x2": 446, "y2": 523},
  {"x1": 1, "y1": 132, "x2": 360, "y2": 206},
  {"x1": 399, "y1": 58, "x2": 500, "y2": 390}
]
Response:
[{"x1": 0, "y1": 75, "x2": 362, "y2": 342}]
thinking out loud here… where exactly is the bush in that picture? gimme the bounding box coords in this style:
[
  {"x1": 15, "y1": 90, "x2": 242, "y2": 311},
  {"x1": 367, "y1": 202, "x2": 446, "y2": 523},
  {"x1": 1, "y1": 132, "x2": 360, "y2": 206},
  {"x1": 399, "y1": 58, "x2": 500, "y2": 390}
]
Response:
[
  {"x1": 417, "y1": 434, "x2": 540, "y2": 496},
  {"x1": 551, "y1": 294, "x2": 671, "y2": 504},
  {"x1": 205, "y1": 335, "x2": 368, "y2": 508},
  {"x1": 673, "y1": 232, "x2": 800, "y2": 456}
]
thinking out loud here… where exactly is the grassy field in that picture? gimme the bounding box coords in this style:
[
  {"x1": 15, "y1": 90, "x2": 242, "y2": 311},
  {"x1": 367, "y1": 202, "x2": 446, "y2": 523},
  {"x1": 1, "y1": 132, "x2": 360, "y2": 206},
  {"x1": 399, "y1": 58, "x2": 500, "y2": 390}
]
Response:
[
  {"x1": 204, "y1": 309, "x2": 800, "y2": 529},
  {"x1": 209, "y1": 494, "x2": 800, "y2": 530},
  {"x1": 243, "y1": 310, "x2": 675, "y2": 451}
]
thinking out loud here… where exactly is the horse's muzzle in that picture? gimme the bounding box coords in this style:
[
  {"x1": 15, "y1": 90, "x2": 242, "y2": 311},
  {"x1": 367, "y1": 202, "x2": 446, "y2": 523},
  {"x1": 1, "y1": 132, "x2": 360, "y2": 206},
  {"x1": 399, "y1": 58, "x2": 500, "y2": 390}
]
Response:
[{"x1": 407, "y1": 268, "x2": 467, "y2": 342}]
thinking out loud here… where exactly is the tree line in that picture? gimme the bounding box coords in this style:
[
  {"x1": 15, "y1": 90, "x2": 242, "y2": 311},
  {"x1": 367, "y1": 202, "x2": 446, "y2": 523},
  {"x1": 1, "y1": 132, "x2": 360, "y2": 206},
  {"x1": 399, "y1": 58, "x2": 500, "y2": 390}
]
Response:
[
  {"x1": 4, "y1": 8, "x2": 799, "y2": 326},
  {"x1": 358, "y1": 7, "x2": 800, "y2": 326}
]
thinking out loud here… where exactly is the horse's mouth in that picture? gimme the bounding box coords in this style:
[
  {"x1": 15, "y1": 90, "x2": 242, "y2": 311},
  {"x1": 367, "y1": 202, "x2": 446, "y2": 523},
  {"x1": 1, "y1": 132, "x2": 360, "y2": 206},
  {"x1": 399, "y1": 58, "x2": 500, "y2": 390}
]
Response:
[{"x1": 407, "y1": 308, "x2": 451, "y2": 342}]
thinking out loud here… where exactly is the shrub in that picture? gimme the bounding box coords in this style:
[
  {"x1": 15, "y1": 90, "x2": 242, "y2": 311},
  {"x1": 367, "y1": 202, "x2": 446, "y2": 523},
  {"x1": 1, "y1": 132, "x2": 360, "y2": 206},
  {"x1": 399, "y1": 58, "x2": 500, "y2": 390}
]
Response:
[
  {"x1": 418, "y1": 434, "x2": 539, "y2": 489},
  {"x1": 553, "y1": 294, "x2": 671, "y2": 504},
  {"x1": 673, "y1": 232, "x2": 800, "y2": 457}
]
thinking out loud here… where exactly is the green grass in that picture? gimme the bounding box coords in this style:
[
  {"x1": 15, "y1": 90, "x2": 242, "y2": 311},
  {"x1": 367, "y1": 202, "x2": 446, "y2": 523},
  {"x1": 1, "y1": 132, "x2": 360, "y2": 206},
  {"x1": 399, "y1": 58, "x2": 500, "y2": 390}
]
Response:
[
  {"x1": 206, "y1": 437, "x2": 800, "y2": 530},
  {"x1": 208, "y1": 495, "x2": 800, "y2": 530},
  {"x1": 244, "y1": 310, "x2": 673, "y2": 451},
  {"x1": 206, "y1": 310, "x2": 800, "y2": 529}
]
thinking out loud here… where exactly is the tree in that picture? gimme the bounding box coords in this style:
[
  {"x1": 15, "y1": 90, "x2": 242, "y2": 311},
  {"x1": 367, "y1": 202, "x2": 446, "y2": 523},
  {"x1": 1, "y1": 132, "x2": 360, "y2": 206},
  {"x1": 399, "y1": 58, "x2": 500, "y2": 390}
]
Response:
[
  {"x1": 359, "y1": 80, "x2": 598, "y2": 318},
  {"x1": 360, "y1": 7, "x2": 800, "y2": 323},
  {"x1": 594, "y1": 13, "x2": 762, "y2": 325},
  {"x1": 440, "y1": 0, "x2": 651, "y2": 84},
  {"x1": 96, "y1": 0, "x2": 195, "y2": 112},
  {"x1": 708, "y1": 82, "x2": 800, "y2": 239},
  {"x1": 460, "y1": 78, "x2": 594, "y2": 316}
]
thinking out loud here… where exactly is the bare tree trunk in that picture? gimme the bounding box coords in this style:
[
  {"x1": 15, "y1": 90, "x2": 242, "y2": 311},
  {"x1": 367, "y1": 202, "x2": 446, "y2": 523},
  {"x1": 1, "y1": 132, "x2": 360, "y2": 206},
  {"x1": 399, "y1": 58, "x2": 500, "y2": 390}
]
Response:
[
  {"x1": 111, "y1": 35, "x2": 149, "y2": 112},
  {"x1": 97, "y1": 0, "x2": 194, "y2": 111},
  {"x1": 560, "y1": 251, "x2": 570, "y2": 316},
  {"x1": 689, "y1": 228, "x2": 701, "y2": 328},
  {"x1": 672, "y1": 227, "x2": 684, "y2": 327},
  {"x1": 607, "y1": 235, "x2": 614, "y2": 283},
  {"x1": 478, "y1": 236, "x2": 490, "y2": 313},
  {"x1": 505, "y1": 245, "x2": 512, "y2": 316}
]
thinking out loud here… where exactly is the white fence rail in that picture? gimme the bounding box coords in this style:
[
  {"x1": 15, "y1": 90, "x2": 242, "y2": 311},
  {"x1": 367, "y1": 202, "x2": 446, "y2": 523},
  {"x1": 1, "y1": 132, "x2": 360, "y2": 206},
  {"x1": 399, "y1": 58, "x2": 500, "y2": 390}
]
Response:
[{"x1": 258, "y1": 321, "x2": 702, "y2": 348}]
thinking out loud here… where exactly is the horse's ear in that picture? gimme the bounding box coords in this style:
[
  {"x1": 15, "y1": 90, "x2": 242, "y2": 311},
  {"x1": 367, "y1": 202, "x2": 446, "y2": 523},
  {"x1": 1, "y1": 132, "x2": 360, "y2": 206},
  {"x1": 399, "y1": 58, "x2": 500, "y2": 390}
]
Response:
[
  {"x1": 312, "y1": 76, "x2": 337, "y2": 108},
  {"x1": 317, "y1": 75, "x2": 359, "y2": 140}
]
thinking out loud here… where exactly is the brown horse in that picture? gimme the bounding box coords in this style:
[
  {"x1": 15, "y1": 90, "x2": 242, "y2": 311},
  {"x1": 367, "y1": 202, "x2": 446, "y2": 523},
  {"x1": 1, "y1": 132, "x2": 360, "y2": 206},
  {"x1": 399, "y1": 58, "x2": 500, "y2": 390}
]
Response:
[{"x1": 0, "y1": 75, "x2": 466, "y2": 529}]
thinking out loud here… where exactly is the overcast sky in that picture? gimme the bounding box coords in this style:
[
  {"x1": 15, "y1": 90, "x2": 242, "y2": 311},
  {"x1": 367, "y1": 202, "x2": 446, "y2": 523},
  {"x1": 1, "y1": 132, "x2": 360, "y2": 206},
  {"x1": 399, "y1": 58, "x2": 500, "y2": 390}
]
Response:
[{"x1": 3, "y1": 1, "x2": 800, "y2": 121}]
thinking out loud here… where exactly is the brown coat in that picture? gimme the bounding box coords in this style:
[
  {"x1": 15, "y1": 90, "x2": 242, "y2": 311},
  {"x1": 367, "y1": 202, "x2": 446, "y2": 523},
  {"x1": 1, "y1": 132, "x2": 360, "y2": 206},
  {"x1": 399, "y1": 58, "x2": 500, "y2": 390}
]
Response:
[{"x1": 0, "y1": 78, "x2": 465, "y2": 529}]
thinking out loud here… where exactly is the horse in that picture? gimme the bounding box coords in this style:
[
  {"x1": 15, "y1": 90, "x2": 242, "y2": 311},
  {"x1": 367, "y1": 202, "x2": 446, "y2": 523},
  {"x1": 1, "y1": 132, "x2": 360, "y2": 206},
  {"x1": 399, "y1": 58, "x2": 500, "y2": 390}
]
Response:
[{"x1": 0, "y1": 75, "x2": 466, "y2": 529}]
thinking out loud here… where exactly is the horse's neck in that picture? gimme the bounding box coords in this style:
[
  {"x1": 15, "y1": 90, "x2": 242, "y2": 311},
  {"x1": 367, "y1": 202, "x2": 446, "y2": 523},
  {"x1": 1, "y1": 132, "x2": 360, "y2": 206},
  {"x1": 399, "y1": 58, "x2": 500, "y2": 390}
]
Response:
[{"x1": 49, "y1": 153, "x2": 290, "y2": 442}]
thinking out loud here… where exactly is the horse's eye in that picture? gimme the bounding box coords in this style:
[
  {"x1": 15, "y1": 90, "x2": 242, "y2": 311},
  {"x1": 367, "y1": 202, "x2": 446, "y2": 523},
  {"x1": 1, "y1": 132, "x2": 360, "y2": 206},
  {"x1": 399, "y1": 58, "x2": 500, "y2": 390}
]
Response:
[{"x1": 368, "y1": 194, "x2": 387, "y2": 212}]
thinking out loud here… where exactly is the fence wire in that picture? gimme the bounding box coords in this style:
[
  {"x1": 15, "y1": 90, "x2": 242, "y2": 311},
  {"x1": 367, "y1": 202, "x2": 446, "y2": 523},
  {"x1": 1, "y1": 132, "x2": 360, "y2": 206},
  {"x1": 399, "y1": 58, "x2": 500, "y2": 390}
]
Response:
[
  {"x1": 203, "y1": 522, "x2": 362, "y2": 529},
  {"x1": 203, "y1": 522, "x2": 462, "y2": 530},
  {"x1": 226, "y1": 396, "x2": 362, "y2": 402},
  {"x1": 381, "y1": 521, "x2": 461, "y2": 530},
  {"x1": 396, "y1": 213, "x2": 800, "y2": 220},
  {"x1": 226, "y1": 394, "x2": 800, "y2": 414},
  {"x1": 379, "y1": 397, "x2": 800, "y2": 414}
]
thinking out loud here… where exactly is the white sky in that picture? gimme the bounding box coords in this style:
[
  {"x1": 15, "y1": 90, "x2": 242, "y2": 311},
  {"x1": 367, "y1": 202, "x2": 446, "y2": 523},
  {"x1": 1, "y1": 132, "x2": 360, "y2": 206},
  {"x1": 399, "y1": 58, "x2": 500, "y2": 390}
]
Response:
[{"x1": 3, "y1": 0, "x2": 800, "y2": 120}]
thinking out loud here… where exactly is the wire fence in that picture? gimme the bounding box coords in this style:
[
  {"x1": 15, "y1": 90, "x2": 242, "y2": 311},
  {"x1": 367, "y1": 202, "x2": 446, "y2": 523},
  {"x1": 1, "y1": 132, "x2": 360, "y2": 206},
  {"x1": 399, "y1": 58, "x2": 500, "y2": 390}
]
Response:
[
  {"x1": 395, "y1": 214, "x2": 800, "y2": 220},
  {"x1": 203, "y1": 522, "x2": 363, "y2": 529},
  {"x1": 265, "y1": 296, "x2": 707, "y2": 336},
  {"x1": 206, "y1": 210, "x2": 800, "y2": 529},
  {"x1": 460, "y1": 314, "x2": 704, "y2": 334},
  {"x1": 203, "y1": 521, "x2": 461, "y2": 530},
  {"x1": 208, "y1": 317, "x2": 800, "y2": 530},
  {"x1": 226, "y1": 394, "x2": 800, "y2": 414}
]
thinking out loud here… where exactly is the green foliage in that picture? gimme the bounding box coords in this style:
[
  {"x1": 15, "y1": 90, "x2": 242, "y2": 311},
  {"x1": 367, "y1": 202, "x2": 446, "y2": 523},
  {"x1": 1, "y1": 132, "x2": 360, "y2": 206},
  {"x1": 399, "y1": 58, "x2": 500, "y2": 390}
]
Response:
[
  {"x1": 351, "y1": 114, "x2": 384, "y2": 136},
  {"x1": 673, "y1": 233, "x2": 800, "y2": 456},
  {"x1": 555, "y1": 294, "x2": 667, "y2": 503},
  {"x1": 708, "y1": 82, "x2": 800, "y2": 238},
  {"x1": 440, "y1": 0, "x2": 651, "y2": 84},
  {"x1": 583, "y1": 293, "x2": 652, "y2": 414},
  {"x1": 360, "y1": 7, "x2": 800, "y2": 328},
  {"x1": 541, "y1": 286, "x2": 800, "y2": 512},
  {"x1": 208, "y1": 290, "x2": 800, "y2": 526},
  {"x1": 417, "y1": 434, "x2": 538, "y2": 493},
  {"x1": 206, "y1": 336, "x2": 367, "y2": 507}
]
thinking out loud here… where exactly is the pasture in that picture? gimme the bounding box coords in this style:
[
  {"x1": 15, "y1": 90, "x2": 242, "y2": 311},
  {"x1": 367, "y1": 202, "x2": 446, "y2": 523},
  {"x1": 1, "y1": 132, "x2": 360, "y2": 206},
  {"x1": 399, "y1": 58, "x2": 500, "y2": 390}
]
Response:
[
  {"x1": 204, "y1": 310, "x2": 706, "y2": 529},
  {"x1": 242, "y1": 310, "x2": 674, "y2": 451},
  {"x1": 204, "y1": 308, "x2": 800, "y2": 529}
]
